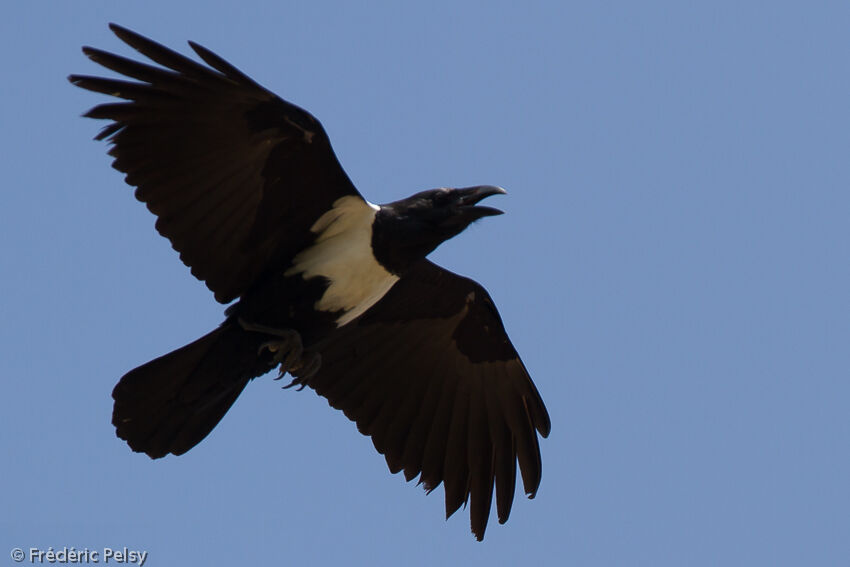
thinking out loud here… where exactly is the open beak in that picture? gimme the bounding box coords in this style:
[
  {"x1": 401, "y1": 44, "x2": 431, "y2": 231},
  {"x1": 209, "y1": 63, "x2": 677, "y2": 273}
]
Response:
[{"x1": 454, "y1": 185, "x2": 507, "y2": 218}]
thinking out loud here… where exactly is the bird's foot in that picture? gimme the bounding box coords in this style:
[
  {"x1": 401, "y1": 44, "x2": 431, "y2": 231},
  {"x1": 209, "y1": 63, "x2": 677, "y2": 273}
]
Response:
[
  {"x1": 283, "y1": 350, "x2": 322, "y2": 390},
  {"x1": 243, "y1": 320, "x2": 303, "y2": 368},
  {"x1": 238, "y1": 318, "x2": 322, "y2": 389}
]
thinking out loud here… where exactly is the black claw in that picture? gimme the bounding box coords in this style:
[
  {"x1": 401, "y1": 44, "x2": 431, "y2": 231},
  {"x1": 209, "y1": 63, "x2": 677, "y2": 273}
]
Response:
[
  {"x1": 238, "y1": 318, "x2": 321, "y2": 389},
  {"x1": 240, "y1": 318, "x2": 306, "y2": 372},
  {"x1": 281, "y1": 352, "x2": 322, "y2": 390},
  {"x1": 281, "y1": 343, "x2": 303, "y2": 370}
]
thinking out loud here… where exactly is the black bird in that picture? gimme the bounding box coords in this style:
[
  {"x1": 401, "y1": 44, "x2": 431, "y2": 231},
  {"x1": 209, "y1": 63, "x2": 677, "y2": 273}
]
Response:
[{"x1": 70, "y1": 24, "x2": 550, "y2": 541}]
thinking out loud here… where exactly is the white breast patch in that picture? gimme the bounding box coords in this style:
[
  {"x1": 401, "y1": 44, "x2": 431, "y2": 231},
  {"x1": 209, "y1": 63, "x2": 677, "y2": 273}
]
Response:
[{"x1": 285, "y1": 196, "x2": 399, "y2": 326}]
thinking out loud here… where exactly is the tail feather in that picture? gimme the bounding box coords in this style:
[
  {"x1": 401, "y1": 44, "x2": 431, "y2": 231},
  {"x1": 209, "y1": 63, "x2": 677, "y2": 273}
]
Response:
[{"x1": 112, "y1": 321, "x2": 271, "y2": 458}]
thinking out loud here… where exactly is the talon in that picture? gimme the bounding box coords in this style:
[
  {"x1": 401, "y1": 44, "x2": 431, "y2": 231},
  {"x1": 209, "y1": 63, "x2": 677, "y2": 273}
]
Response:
[
  {"x1": 281, "y1": 344, "x2": 302, "y2": 371},
  {"x1": 240, "y1": 318, "x2": 304, "y2": 371},
  {"x1": 238, "y1": 317, "x2": 320, "y2": 388},
  {"x1": 281, "y1": 352, "x2": 322, "y2": 390}
]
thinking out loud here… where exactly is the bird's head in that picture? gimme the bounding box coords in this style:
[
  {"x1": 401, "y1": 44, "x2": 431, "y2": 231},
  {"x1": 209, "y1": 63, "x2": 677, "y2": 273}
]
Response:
[{"x1": 372, "y1": 185, "x2": 506, "y2": 274}]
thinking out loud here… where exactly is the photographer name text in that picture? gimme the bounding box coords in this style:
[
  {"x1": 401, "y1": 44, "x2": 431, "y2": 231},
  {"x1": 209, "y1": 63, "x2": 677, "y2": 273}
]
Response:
[{"x1": 11, "y1": 547, "x2": 147, "y2": 566}]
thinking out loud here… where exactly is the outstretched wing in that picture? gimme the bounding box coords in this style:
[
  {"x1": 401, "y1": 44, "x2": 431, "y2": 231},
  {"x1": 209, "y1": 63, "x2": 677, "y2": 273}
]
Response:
[
  {"x1": 300, "y1": 260, "x2": 551, "y2": 540},
  {"x1": 70, "y1": 24, "x2": 363, "y2": 303}
]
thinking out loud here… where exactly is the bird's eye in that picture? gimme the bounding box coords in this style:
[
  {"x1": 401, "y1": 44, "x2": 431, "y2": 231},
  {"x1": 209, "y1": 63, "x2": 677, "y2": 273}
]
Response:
[{"x1": 433, "y1": 190, "x2": 452, "y2": 207}]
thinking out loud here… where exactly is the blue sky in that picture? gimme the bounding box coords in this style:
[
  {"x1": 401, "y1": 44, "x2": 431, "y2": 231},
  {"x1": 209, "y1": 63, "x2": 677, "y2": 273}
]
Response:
[{"x1": 2, "y1": 1, "x2": 849, "y2": 565}]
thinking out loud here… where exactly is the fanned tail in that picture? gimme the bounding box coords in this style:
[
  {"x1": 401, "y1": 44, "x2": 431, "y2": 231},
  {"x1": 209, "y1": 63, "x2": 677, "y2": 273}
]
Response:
[{"x1": 112, "y1": 320, "x2": 272, "y2": 458}]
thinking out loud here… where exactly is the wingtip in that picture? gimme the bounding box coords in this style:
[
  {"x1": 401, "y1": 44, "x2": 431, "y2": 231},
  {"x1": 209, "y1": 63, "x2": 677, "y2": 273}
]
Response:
[
  {"x1": 186, "y1": 40, "x2": 212, "y2": 63},
  {"x1": 108, "y1": 22, "x2": 128, "y2": 36},
  {"x1": 108, "y1": 22, "x2": 150, "y2": 51},
  {"x1": 80, "y1": 46, "x2": 113, "y2": 66},
  {"x1": 471, "y1": 514, "x2": 487, "y2": 541},
  {"x1": 539, "y1": 416, "x2": 552, "y2": 438}
]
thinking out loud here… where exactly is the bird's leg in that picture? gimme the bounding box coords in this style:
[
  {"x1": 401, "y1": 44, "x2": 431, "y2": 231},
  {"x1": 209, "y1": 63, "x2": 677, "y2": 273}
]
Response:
[{"x1": 237, "y1": 318, "x2": 321, "y2": 388}]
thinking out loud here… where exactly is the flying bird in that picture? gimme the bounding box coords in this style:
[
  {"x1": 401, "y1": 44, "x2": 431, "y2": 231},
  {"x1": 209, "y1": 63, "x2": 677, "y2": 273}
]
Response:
[{"x1": 70, "y1": 24, "x2": 550, "y2": 541}]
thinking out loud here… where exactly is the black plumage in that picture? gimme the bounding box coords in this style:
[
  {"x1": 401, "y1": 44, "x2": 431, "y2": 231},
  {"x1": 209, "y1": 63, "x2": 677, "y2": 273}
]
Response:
[{"x1": 71, "y1": 24, "x2": 550, "y2": 541}]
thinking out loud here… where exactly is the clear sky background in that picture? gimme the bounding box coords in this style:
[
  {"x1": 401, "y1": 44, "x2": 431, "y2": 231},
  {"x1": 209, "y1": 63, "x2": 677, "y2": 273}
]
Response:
[{"x1": 2, "y1": 2, "x2": 848, "y2": 565}]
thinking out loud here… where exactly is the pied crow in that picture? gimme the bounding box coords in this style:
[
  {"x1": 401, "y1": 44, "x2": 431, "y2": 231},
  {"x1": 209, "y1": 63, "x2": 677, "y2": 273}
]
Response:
[{"x1": 70, "y1": 24, "x2": 550, "y2": 541}]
